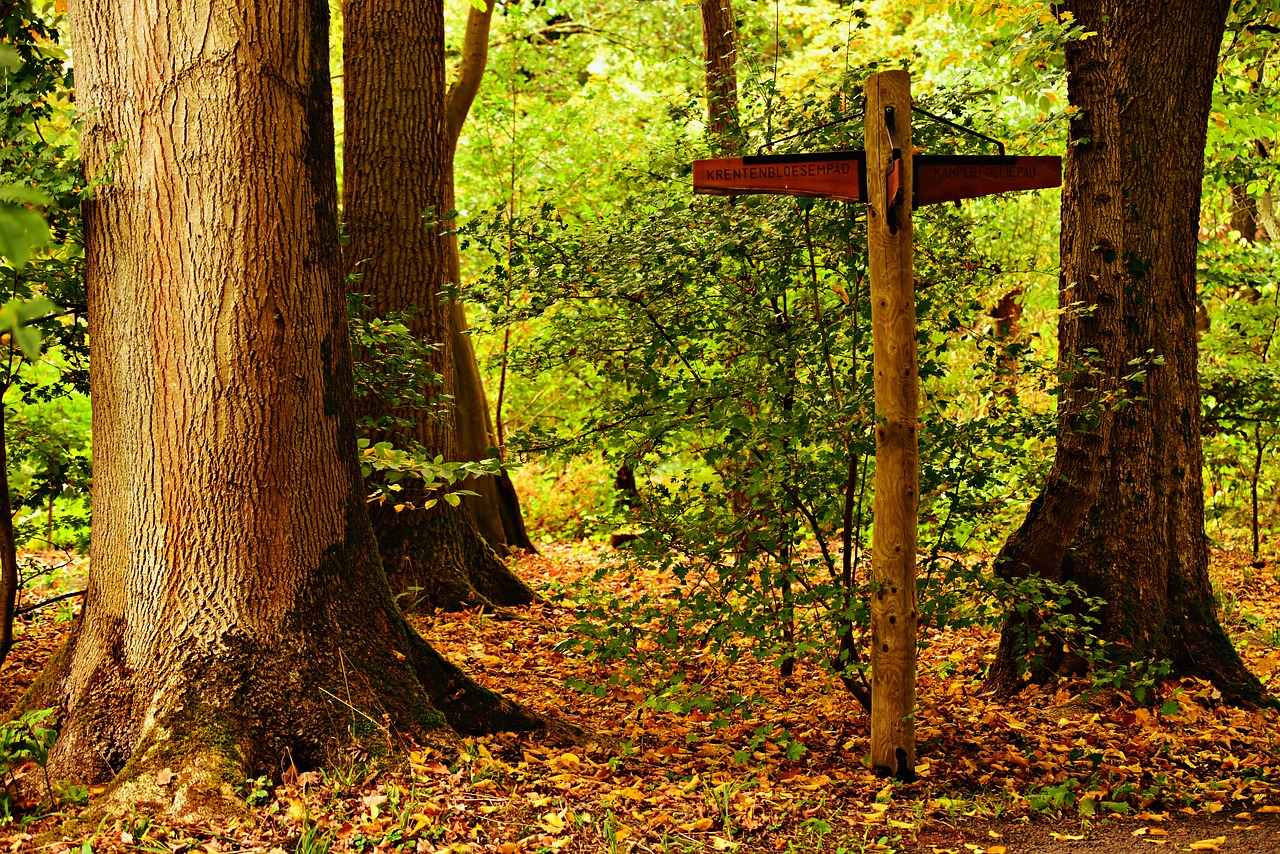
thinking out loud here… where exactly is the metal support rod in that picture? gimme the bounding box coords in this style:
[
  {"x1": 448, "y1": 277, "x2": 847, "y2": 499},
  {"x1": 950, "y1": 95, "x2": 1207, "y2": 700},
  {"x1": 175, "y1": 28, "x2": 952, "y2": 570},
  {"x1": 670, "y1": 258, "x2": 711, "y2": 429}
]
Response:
[{"x1": 910, "y1": 104, "x2": 1006, "y2": 156}]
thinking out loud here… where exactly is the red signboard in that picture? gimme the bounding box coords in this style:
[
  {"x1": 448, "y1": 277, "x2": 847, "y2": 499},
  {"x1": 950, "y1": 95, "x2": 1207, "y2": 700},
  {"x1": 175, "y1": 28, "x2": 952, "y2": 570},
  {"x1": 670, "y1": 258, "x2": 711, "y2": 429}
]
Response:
[
  {"x1": 693, "y1": 152, "x2": 865, "y2": 202},
  {"x1": 914, "y1": 155, "x2": 1061, "y2": 206},
  {"x1": 693, "y1": 152, "x2": 1060, "y2": 207}
]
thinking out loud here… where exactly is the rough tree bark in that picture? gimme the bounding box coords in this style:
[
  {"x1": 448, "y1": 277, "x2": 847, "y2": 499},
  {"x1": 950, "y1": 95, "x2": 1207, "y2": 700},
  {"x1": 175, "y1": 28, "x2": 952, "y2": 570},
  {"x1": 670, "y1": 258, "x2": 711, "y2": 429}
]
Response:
[
  {"x1": 700, "y1": 0, "x2": 738, "y2": 141},
  {"x1": 343, "y1": 0, "x2": 534, "y2": 609},
  {"x1": 987, "y1": 0, "x2": 1269, "y2": 705},
  {"x1": 446, "y1": 0, "x2": 537, "y2": 556},
  {"x1": 16, "y1": 0, "x2": 539, "y2": 814}
]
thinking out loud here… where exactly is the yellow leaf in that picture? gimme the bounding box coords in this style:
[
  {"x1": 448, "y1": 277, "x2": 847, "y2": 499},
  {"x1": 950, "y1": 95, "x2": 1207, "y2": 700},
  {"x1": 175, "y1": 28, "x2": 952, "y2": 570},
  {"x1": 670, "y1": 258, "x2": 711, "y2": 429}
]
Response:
[
  {"x1": 798, "y1": 775, "x2": 831, "y2": 790},
  {"x1": 287, "y1": 798, "x2": 307, "y2": 823},
  {"x1": 553, "y1": 752, "x2": 581, "y2": 768},
  {"x1": 680, "y1": 818, "x2": 715, "y2": 832},
  {"x1": 889, "y1": 819, "x2": 915, "y2": 829},
  {"x1": 616, "y1": 786, "x2": 645, "y2": 801},
  {"x1": 1053, "y1": 834, "x2": 1085, "y2": 841},
  {"x1": 539, "y1": 812, "x2": 566, "y2": 834},
  {"x1": 712, "y1": 837, "x2": 735, "y2": 850},
  {"x1": 407, "y1": 814, "x2": 432, "y2": 837},
  {"x1": 986, "y1": 847, "x2": 1007, "y2": 854},
  {"x1": 1189, "y1": 838, "x2": 1226, "y2": 852},
  {"x1": 1259, "y1": 805, "x2": 1280, "y2": 814}
]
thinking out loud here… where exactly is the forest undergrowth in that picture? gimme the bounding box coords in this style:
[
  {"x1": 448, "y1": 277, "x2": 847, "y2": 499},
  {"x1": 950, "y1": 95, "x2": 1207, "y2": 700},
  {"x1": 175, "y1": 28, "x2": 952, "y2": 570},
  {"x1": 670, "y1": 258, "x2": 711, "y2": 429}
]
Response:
[{"x1": 2, "y1": 545, "x2": 1279, "y2": 853}]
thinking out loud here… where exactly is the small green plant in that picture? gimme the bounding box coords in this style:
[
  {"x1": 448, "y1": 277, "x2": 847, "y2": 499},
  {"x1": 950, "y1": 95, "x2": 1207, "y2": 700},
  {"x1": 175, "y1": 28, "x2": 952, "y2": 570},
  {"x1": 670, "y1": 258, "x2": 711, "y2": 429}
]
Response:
[
  {"x1": 605, "y1": 739, "x2": 636, "y2": 772},
  {"x1": 1091, "y1": 657, "x2": 1173, "y2": 705},
  {"x1": 236, "y1": 775, "x2": 273, "y2": 807},
  {"x1": 322, "y1": 759, "x2": 370, "y2": 796},
  {"x1": 600, "y1": 809, "x2": 621, "y2": 854},
  {"x1": 704, "y1": 779, "x2": 741, "y2": 835},
  {"x1": 0, "y1": 708, "x2": 57, "y2": 816},
  {"x1": 1027, "y1": 779, "x2": 1077, "y2": 813},
  {"x1": 53, "y1": 780, "x2": 88, "y2": 807},
  {"x1": 297, "y1": 817, "x2": 334, "y2": 854},
  {"x1": 799, "y1": 816, "x2": 832, "y2": 848}
]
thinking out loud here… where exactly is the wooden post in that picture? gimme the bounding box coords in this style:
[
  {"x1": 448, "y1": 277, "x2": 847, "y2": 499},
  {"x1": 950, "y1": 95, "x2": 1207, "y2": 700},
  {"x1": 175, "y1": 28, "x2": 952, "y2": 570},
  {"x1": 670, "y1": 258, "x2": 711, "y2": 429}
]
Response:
[{"x1": 865, "y1": 69, "x2": 919, "y2": 780}]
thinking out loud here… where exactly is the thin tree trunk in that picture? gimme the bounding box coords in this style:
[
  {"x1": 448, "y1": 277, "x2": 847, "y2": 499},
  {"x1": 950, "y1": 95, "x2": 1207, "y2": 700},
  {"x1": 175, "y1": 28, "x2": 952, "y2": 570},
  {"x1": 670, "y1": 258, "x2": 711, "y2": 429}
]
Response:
[
  {"x1": 991, "y1": 288, "x2": 1022, "y2": 397},
  {"x1": 451, "y1": 303, "x2": 536, "y2": 553},
  {"x1": 21, "y1": 0, "x2": 539, "y2": 811},
  {"x1": 700, "y1": 0, "x2": 738, "y2": 142},
  {"x1": 1251, "y1": 425, "x2": 1267, "y2": 562},
  {"x1": 445, "y1": 0, "x2": 536, "y2": 555},
  {"x1": 987, "y1": 0, "x2": 1268, "y2": 705},
  {"x1": 343, "y1": 0, "x2": 534, "y2": 609},
  {"x1": 0, "y1": 395, "x2": 18, "y2": 672},
  {"x1": 1230, "y1": 184, "x2": 1258, "y2": 242}
]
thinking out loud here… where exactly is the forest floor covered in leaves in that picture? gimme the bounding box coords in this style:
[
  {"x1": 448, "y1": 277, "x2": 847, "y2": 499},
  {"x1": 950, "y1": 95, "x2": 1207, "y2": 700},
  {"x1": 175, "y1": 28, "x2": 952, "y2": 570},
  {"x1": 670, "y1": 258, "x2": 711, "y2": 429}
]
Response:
[{"x1": 2, "y1": 545, "x2": 1280, "y2": 853}]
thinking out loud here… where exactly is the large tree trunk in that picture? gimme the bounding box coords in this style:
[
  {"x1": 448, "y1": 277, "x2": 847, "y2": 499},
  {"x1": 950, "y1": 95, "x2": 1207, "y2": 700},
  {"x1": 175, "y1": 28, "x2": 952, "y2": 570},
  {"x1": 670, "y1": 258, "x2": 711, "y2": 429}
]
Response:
[
  {"x1": 987, "y1": 0, "x2": 1268, "y2": 705},
  {"x1": 19, "y1": 0, "x2": 538, "y2": 814},
  {"x1": 342, "y1": 0, "x2": 534, "y2": 609}
]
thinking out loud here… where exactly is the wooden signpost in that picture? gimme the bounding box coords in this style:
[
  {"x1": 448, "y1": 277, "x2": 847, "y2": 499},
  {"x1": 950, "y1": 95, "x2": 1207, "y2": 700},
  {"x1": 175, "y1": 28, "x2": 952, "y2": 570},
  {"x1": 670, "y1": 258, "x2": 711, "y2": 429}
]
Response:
[{"x1": 692, "y1": 70, "x2": 1062, "y2": 780}]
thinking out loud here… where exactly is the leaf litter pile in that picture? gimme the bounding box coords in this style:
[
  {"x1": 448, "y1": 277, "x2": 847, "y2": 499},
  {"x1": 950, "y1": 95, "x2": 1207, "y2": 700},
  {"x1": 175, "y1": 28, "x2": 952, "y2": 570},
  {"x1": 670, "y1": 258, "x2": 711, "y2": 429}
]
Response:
[{"x1": 3, "y1": 546, "x2": 1280, "y2": 853}]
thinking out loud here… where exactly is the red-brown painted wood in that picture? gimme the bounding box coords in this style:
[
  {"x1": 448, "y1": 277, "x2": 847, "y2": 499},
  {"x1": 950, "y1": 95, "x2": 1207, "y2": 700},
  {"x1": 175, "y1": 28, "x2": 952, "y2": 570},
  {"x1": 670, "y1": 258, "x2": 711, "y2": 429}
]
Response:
[
  {"x1": 693, "y1": 152, "x2": 864, "y2": 202},
  {"x1": 914, "y1": 155, "x2": 1061, "y2": 206},
  {"x1": 693, "y1": 152, "x2": 1060, "y2": 207}
]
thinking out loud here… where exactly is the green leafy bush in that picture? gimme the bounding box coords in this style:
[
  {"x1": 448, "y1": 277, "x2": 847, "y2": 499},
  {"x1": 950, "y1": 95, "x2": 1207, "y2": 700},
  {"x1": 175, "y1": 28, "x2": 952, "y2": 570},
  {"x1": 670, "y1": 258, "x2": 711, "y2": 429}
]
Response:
[{"x1": 463, "y1": 78, "x2": 1059, "y2": 732}]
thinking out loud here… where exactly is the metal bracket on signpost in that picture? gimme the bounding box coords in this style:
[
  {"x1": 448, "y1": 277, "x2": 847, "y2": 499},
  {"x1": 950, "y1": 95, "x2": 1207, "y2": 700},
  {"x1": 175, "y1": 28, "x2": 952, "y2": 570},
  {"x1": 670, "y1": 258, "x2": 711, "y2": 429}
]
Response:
[
  {"x1": 884, "y1": 106, "x2": 903, "y2": 159},
  {"x1": 884, "y1": 107, "x2": 905, "y2": 233}
]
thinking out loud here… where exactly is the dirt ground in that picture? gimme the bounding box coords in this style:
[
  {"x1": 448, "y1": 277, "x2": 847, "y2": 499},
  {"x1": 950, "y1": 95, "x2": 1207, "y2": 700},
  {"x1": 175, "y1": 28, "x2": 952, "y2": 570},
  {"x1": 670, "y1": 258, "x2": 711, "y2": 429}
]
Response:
[{"x1": 892, "y1": 813, "x2": 1280, "y2": 853}]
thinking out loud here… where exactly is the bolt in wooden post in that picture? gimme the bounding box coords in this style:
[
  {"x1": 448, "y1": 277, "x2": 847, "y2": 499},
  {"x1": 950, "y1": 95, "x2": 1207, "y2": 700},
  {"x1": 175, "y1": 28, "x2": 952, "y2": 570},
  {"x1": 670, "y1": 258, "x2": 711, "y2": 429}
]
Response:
[{"x1": 864, "y1": 69, "x2": 918, "y2": 780}]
